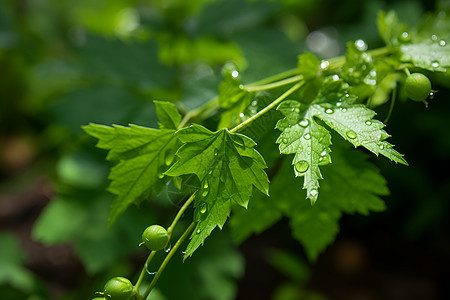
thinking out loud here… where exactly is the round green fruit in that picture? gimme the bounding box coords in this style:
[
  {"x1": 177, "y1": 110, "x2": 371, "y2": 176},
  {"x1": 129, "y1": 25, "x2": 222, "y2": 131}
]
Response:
[
  {"x1": 103, "y1": 277, "x2": 134, "y2": 300},
  {"x1": 142, "y1": 225, "x2": 169, "y2": 251},
  {"x1": 405, "y1": 72, "x2": 432, "y2": 101}
]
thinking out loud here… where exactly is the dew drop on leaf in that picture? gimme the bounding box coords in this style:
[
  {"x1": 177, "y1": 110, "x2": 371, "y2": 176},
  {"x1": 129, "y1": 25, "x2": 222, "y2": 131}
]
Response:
[
  {"x1": 346, "y1": 130, "x2": 357, "y2": 139},
  {"x1": 439, "y1": 40, "x2": 447, "y2": 47},
  {"x1": 365, "y1": 120, "x2": 372, "y2": 126},
  {"x1": 294, "y1": 108, "x2": 300, "y2": 113},
  {"x1": 199, "y1": 202, "x2": 208, "y2": 214},
  {"x1": 431, "y1": 60, "x2": 440, "y2": 68},
  {"x1": 309, "y1": 188, "x2": 318, "y2": 197},
  {"x1": 202, "y1": 180, "x2": 209, "y2": 197},
  {"x1": 282, "y1": 138, "x2": 288, "y2": 143},
  {"x1": 320, "y1": 61, "x2": 329, "y2": 70},
  {"x1": 320, "y1": 148, "x2": 327, "y2": 156},
  {"x1": 325, "y1": 108, "x2": 334, "y2": 114},
  {"x1": 295, "y1": 160, "x2": 309, "y2": 173},
  {"x1": 164, "y1": 149, "x2": 174, "y2": 166},
  {"x1": 304, "y1": 133, "x2": 311, "y2": 140},
  {"x1": 164, "y1": 241, "x2": 172, "y2": 253},
  {"x1": 355, "y1": 39, "x2": 367, "y2": 51},
  {"x1": 299, "y1": 119, "x2": 309, "y2": 127},
  {"x1": 379, "y1": 144, "x2": 384, "y2": 150},
  {"x1": 196, "y1": 228, "x2": 201, "y2": 234}
]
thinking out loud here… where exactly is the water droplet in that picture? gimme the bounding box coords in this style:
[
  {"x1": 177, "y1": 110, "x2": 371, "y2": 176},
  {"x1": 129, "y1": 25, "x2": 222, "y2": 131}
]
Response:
[
  {"x1": 379, "y1": 144, "x2": 384, "y2": 150},
  {"x1": 325, "y1": 108, "x2": 334, "y2": 114},
  {"x1": 164, "y1": 149, "x2": 174, "y2": 166},
  {"x1": 199, "y1": 202, "x2": 208, "y2": 214},
  {"x1": 399, "y1": 31, "x2": 410, "y2": 42},
  {"x1": 304, "y1": 133, "x2": 311, "y2": 140},
  {"x1": 232, "y1": 70, "x2": 239, "y2": 78},
  {"x1": 196, "y1": 228, "x2": 201, "y2": 234},
  {"x1": 145, "y1": 263, "x2": 157, "y2": 275},
  {"x1": 282, "y1": 138, "x2": 288, "y2": 144},
  {"x1": 239, "y1": 112, "x2": 245, "y2": 118},
  {"x1": 295, "y1": 160, "x2": 309, "y2": 173},
  {"x1": 439, "y1": 39, "x2": 446, "y2": 47},
  {"x1": 294, "y1": 108, "x2": 300, "y2": 113},
  {"x1": 431, "y1": 60, "x2": 440, "y2": 68},
  {"x1": 346, "y1": 130, "x2": 357, "y2": 139},
  {"x1": 431, "y1": 34, "x2": 438, "y2": 41},
  {"x1": 355, "y1": 39, "x2": 367, "y2": 51},
  {"x1": 202, "y1": 180, "x2": 209, "y2": 197},
  {"x1": 365, "y1": 120, "x2": 372, "y2": 126},
  {"x1": 139, "y1": 242, "x2": 144, "y2": 247},
  {"x1": 341, "y1": 108, "x2": 347, "y2": 112},
  {"x1": 332, "y1": 74, "x2": 340, "y2": 81},
  {"x1": 299, "y1": 119, "x2": 309, "y2": 127},
  {"x1": 309, "y1": 189, "x2": 318, "y2": 197},
  {"x1": 320, "y1": 61, "x2": 329, "y2": 70},
  {"x1": 336, "y1": 102, "x2": 342, "y2": 107},
  {"x1": 164, "y1": 241, "x2": 172, "y2": 253},
  {"x1": 429, "y1": 92, "x2": 435, "y2": 100},
  {"x1": 320, "y1": 149, "x2": 327, "y2": 156}
]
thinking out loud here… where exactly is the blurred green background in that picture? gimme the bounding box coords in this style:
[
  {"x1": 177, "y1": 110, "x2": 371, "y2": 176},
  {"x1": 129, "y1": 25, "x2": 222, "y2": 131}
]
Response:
[{"x1": 1, "y1": 0, "x2": 449, "y2": 299}]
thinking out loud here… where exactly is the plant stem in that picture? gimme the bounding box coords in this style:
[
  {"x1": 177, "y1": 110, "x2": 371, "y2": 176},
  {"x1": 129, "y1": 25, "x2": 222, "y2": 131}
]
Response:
[
  {"x1": 134, "y1": 193, "x2": 195, "y2": 296},
  {"x1": 230, "y1": 81, "x2": 305, "y2": 133},
  {"x1": 142, "y1": 222, "x2": 196, "y2": 299},
  {"x1": 243, "y1": 68, "x2": 298, "y2": 87},
  {"x1": 134, "y1": 251, "x2": 157, "y2": 297},
  {"x1": 242, "y1": 75, "x2": 304, "y2": 92},
  {"x1": 167, "y1": 193, "x2": 196, "y2": 238}
]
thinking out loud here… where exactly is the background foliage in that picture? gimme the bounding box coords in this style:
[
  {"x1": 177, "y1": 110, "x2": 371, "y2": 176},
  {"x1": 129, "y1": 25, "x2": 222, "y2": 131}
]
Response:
[{"x1": 1, "y1": 0, "x2": 449, "y2": 299}]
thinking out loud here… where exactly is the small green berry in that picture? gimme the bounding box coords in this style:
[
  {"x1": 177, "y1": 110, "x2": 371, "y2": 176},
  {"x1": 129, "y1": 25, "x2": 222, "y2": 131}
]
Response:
[
  {"x1": 103, "y1": 277, "x2": 134, "y2": 300},
  {"x1": 142, "y1": 225, "x2": 169, "y2": 251},
  {"x1": 405, "y1": 72, "x2": 432, "y2": 101}
]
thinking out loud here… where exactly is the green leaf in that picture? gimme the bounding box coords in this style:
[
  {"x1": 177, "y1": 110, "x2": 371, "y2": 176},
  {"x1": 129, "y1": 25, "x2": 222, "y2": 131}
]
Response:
[
  {"x1": 342, "y1": 41, "x2": 375, "y2": 86},
  {"x1": 83, "y1": 103, "x2": 181, "y2": 226},
  {"x1": 154, "y1": 100, "x2": 182, "y2": 130},
  {"x1": 165, "y1": 124, "x2": 269, "y2": 258},
  {"x1": 276, "y1": 98, "x2": 406, "y2": 204},
  {"x1": 377, "y1": 10, "x2": 408, "y2": 46},
  {"x1": 290, "y1": 144, "x2": 388, "y2": 260},
  {"x1": 218, "y1": 62, "x2": 254, "y2": 128},
  {"x1": 399, "y1": 42, "x2": 450, "y2": 72},
  {"x1": 297, "y1": 53, "x2": 320, "y2": 79},
  {"x1": 311, "y1": 104, "x2": 408, "y2": 165},
  {"x1": 276, "y1": 100, "x2": 332, "y2": 204}
]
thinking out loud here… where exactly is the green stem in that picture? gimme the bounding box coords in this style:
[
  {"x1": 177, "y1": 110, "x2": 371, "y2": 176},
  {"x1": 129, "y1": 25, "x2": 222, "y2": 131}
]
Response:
[
  {"x1": 142, "y1": 222, "x2": 196, "y2": 299},
  {"x1": 230, "y1": 81, "x2": 305, "y2": 133},
  {"x1": 167, "y1": 193, "x2": 196, "y2": 238},
  {"x1": 134, "y1": 193, "x2": 195, "y2": 297},
  {"x1": 244, "y1": 68, "x2": 298, "y2": 86},
  {"x1": 242, "y1": 75, "x2": 304, "y2": 92},
  {"x1": 134, "y1": 251, "x2": 157, "y2": 297}
]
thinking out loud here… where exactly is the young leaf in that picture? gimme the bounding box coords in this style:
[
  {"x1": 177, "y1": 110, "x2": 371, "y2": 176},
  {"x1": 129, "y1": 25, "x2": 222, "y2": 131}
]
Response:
[
  {"x1": 276, "y1": 100, "x2": 332, "y2": 204},
  {"x1": 218, "y1": 62, "x2": 254, "y2": 128},
  {"x1": 297, "y1": 53, "x2": 320, "y2": 79},
  {"x1": 399, "y1": 42, "x2": 450, "y2": 72},
  {"x1": 276, "y1": 93, "x2": 406, "y2": 204},
  {"x1": 164, "y1": 124, "x2": 269, "y2": 258},
  {"x1": 377, "y1": 10, "x2": 408, "y2": 46},
  {"x1": 83, "y1": 101, "x2": 181, "y2": 226},
  {"x1": 311, "y1": 104, "x2": 408, "y2": 165}
]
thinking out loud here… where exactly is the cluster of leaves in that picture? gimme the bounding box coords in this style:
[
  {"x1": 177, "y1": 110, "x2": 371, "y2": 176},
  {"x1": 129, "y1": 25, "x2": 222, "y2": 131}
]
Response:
[{"x1": 85, "y1": 9, "x2": 450, "y2": 263}]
